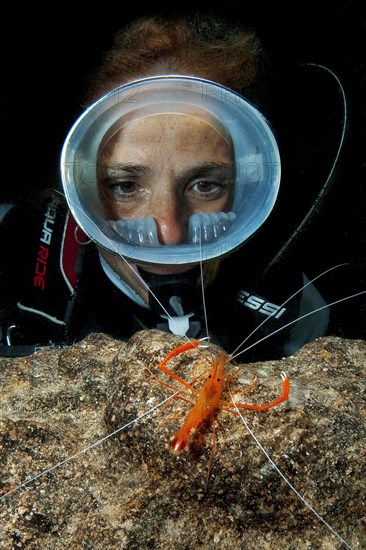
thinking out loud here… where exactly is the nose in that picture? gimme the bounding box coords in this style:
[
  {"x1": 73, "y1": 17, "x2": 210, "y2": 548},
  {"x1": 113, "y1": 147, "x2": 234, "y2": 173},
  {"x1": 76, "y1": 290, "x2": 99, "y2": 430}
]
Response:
[{"x1": 154, "y1": 203, "x2": 189, "y2": 246}]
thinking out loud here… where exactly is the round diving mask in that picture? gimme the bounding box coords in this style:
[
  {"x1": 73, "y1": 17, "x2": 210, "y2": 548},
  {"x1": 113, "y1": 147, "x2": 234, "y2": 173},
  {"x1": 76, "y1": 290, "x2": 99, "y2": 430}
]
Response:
[{"x1": 61, "y1": 76, "x2": 280, "y2": 265}]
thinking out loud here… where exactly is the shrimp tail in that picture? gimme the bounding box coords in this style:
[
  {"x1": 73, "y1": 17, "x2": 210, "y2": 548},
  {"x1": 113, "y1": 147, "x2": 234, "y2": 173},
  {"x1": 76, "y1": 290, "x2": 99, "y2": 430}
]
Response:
[
  {"x1": 170, "y1": 404, "x2": 201, "y2": 455},
  {"x1": 170, "y1": 425, "x2": 196, "y2": 455}
]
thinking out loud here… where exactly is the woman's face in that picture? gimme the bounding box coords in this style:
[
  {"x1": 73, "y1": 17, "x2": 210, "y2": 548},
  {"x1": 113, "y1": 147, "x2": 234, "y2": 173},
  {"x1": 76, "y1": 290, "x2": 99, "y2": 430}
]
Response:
[{"x1": 97, "y1": 113, "x2": 235, "y2": 273}]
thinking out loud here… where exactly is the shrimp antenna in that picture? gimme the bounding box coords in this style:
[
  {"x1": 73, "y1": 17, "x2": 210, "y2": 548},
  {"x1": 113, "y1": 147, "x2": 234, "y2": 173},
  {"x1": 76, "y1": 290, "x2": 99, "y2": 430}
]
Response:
[
  {"x1": 231, "y1": 288, "x2": 366, "y2": 362},
  {"x1": 230, "y1": 262, "x2": 350, "y2": 358}
]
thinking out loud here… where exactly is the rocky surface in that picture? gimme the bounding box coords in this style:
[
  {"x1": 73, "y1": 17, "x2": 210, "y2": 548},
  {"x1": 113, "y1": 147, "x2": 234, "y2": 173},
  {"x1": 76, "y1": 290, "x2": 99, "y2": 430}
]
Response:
[{"x1": 0, "y1": 330, "x2": 365, "y2": 549}]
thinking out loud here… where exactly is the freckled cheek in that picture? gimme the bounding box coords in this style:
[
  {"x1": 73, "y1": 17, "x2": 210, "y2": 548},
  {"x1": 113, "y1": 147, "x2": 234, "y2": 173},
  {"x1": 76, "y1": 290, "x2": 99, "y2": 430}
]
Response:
[
  {"x1": 97, "y1": 189, "x2": 127, "y2": 219},
  {"x1": 97, "y1": 187, "x2": 111, "y2": 217},
  {"x1": 221, "y1": 191, "x2": 234, "y2": 211},
  {"x1": 98, "y1": 187, "x2": 151, "y2": 220},
  {"x1": 187, "y1": 192, "x2": 233, "y2": 215},
  {"x1": 208, "y1": 195, "x2": 232, "y2": 213}
]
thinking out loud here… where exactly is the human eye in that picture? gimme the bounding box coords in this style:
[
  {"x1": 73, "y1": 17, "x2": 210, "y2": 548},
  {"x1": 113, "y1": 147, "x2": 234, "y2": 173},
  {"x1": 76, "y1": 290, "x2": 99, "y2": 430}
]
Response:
[
  {"x1": 103, "y1": 179, "x2": 143, "y2": 202},
  {"x1": 185, "y1": 163, "x2": 235, "y2": 203},
  {"x1": 98, "y1": 163, "x2": 148, "y2": 203},
  {"x1": 188, "y1": 180, "x2": 227, "y2": 201}
]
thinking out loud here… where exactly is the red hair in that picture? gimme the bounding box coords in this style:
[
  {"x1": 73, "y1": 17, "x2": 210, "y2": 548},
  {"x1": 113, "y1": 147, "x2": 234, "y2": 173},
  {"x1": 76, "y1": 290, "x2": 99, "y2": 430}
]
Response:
[{"x1": 84, "y1": 15, "x2": 268, "y2": 107}]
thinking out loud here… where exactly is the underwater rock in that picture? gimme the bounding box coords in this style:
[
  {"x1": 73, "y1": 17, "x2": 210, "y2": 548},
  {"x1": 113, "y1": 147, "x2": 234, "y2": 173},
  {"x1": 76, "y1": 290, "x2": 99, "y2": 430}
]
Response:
[{"x1": 0, "y1": 331, "x2": 365, "y2": 549}]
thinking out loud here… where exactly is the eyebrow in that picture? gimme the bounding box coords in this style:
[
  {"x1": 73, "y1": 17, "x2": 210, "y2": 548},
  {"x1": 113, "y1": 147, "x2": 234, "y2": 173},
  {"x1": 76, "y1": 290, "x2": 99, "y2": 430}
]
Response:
[
  {"x1": 184, "y1": 162, "x2": 235, "y2": 179},
  {"x1": 98, "y1": 163, "x2": 150, "y2": 176},
  {"x1": 99, "y1": 161, "x2": 234, "y2": 178}
]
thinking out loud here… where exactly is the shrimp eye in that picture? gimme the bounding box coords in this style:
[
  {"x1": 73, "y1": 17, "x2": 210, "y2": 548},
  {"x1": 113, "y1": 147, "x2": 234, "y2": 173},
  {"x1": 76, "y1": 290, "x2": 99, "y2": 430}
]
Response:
[
  {"x1": 208, "y1": 375, "x2": 212, "y2": 379},
  {"x1": 217, "y1": 378, "x2": 221, "y2": 382}
]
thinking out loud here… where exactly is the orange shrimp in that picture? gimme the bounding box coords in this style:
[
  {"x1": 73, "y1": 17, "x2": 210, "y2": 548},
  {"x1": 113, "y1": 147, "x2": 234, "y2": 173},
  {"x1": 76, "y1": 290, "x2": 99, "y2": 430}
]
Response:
[{"x1": 159, "y1": 339, "x2": 290, "y2": 455}]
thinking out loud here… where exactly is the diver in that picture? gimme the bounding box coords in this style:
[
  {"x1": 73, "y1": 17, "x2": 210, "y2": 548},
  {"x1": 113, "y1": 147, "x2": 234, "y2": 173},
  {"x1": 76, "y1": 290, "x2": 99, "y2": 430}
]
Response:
[{"x1": 0, "y1": 14, "x2": 359, "y2": 359}]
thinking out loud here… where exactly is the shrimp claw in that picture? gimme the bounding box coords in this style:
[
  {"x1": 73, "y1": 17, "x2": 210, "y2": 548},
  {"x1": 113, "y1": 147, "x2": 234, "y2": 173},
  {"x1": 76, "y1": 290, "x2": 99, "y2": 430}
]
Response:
[
  {"x1": 158, "y1": 339, "x2": 203, "y2": 392},
  {"x1": 232, "y1": 372, "x2": 290, "y2": 412}
]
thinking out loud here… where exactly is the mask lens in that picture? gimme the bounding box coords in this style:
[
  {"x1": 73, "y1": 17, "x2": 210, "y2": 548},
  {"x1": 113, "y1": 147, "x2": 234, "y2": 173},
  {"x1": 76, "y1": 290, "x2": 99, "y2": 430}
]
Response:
[{"x1": 61, "y1": 76, "x2": 280, "y2": 265}]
